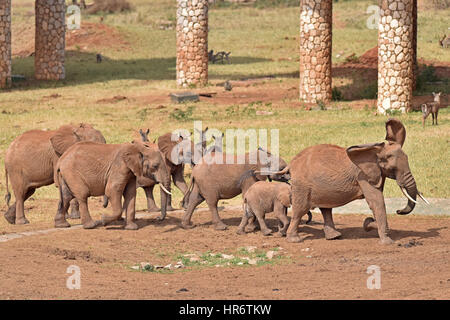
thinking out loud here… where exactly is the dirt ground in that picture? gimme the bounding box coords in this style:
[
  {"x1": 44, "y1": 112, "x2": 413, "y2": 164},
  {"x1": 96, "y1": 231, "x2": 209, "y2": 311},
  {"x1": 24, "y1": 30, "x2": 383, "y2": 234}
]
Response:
[{"x1": 0, "y1": 200, "x2": 449, "y2": 300}]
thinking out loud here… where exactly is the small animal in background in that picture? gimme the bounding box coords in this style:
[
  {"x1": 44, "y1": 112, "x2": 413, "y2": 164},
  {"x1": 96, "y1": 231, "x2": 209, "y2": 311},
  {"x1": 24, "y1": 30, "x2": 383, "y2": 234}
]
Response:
[
  {"x1": 208, "y1": 50, "x2": 231, "y2": 64},
  {"x1": 96, "y1": 53, "x2": 102, "y2": 63},
  {"x1": 421, "y1": 92, "x2": 442, "y2": 127},
  {"x1": 439, "y1": 35, "x2": 450, "y2": 48},
  {"x1": 224, "y1": 80, "x2": 232, "y2": 91},
  {"x1": 237, "y1": 181, "x2": 312, "y2": 237},
  {"x1": 139, "y1": 128, "x2": 150, "y2": 142}
]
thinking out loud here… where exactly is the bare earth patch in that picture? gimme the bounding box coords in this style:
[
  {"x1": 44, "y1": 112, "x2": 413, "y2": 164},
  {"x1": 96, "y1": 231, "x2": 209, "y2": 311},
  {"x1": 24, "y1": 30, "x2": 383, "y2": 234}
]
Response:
[{"x1": 0, "y1": 206, "x2": 448, "y2": 299}]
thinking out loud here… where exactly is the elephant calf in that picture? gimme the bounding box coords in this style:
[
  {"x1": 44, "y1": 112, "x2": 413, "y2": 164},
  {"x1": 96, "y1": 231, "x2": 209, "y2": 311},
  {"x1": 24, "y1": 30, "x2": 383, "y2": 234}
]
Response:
[
  {"x1": 237, "y1": 181, "x2": 312, "y2": 236},
  {"x1": 54, "y1": 140, "x2": 171, "y2": 230}
]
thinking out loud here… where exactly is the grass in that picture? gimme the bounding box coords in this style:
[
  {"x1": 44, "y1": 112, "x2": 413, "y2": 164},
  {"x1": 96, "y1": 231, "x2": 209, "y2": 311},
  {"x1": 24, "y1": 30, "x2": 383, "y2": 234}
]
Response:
[{"x1": 0, "y1": 0, "x2": 449, "y2": 221}]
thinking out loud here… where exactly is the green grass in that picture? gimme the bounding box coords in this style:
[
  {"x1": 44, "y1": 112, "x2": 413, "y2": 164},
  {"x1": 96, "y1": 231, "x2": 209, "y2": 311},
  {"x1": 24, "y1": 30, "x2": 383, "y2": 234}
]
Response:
[{"x1": 0, "y1": 0, "x2": 449, "y2": 216}]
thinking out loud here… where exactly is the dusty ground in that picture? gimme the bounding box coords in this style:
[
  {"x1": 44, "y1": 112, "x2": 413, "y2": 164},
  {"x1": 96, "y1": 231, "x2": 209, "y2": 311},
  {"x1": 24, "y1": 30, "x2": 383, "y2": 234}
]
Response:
[{"x1": 0, "y1": 200, "x2": 449, "y2": 300}]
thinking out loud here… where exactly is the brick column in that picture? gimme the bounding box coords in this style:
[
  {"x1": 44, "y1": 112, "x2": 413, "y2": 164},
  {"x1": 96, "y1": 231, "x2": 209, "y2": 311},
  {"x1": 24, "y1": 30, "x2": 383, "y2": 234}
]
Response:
[
  {"x1": 377, "y1": 0, "x2": 413, "y2": 114},
  {"x1": 35, "y1": 0, "x2": 66, "y2": 80},
  {"x1": 0, "y1": 0, "x2": 11, "y2": 89},
  {"x1": 176, "y1": 0, "x2": 208, "y2": 87},
  {"x1": 299, "y1": 0, "x2": 332, "y2": 103}
]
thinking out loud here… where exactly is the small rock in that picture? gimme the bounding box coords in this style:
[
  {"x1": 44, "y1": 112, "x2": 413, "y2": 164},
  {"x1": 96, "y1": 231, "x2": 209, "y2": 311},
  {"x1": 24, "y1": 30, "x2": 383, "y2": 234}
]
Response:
[
  {"x1": 131, "y1": 265, "x2": 140, "y2": 270},
  {"x1": 164, "y1": 264, "x2": 172, "y2": 270},
  {"x1": 272, "y1": 288, "x2": 280, "y2": 291},
  {"x1": 306, "y1": 255, "x2": 312, "y2": 258},
  {"x1": 237, "y1": 262, "x2": 244, "y2": 265},
  {"x1": 222, "y1": 254, "x2": 234, "y2": 259},
  {"x1": 154, "y1": 265, "x2": 164, "y2": 269},
  {"x1": 301, "y1": 248, "x2": 310, "y2": 252},
  {"x1": 266, "y1": 251, "x2": 279, "y2": 260},
  {"x1": 177, "y1": 288, "x2": 189, "y2": 293},
  {"x1": 248, "y1": 259, "x2": 258, "y2": 265},
  {"x1": 190, "y1": 257, "x2": 200, "y2": 262},
  {"x1": 245, "y1": 246, "x2": 257, "y2": 253}
]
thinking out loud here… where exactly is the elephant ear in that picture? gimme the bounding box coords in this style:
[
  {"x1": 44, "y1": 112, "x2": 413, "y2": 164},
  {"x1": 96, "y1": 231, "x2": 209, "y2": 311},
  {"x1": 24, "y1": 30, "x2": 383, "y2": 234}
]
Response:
[
  {"x1": 276, "y1": 185, "x2": 291, "y2": 208},
  {"x1": 385, "y1": 118, "x2": 406, "y2": 147},
  {"x1": 122, "y1": 146, "x2": 143, "y2": 178},
  {"x1": 50, "y1": 125, "x2": 80, "y2": 156},
  {"x1": 346, "y1": 143, "x2": 385, "y2": 188},
  {"x1": 157, "y1": 133, "x2": 178, "y2": 163}
]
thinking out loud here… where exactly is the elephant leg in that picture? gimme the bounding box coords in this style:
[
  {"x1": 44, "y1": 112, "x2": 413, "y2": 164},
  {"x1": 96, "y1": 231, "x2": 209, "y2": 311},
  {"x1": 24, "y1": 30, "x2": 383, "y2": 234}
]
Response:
[
  {"x1": 320, "y1": 208, "x2": 342, "y2": 240},
  {"x1": 181, "y1": 183, "x2": 204, "y2": 229},
  {"x1": 206, "y1": 199, "x2": 227, "y2": 230},
  {"x1": 122, "y1": 179, "x2": 138, "y2": 230},
  {"x1": 54, "y1": 181, "x2": 73, "y2": 228},
  {"x1": 253, "y1": 208, "x2": 272, "y2": 236},
  {"x1": 435, "y1": 111, "x2": 438, "y2": 125},
  {"x1": 236, "y1": 211, "x2": 250, "y2": 235},
  {"x1": 359, "y1": 180, "x2": 393, "y2": 244},
  {"x1": 4, "y1": 203, "x2": 16, "y2": 224},
  {"x1": 101, "y1": 190, "x2": 124, "y2": 227},
  {"x1": 286, "y1": 185, "x2": 310, "y2": 243},
  {"x1": 432, "y1": 113, "x2": 435, "y2": 125},
  {"x1": 244, "y1": 215, "x2": 258, "y2": 232},
  {"x1": 168, "y1": 168, "x2": 188, "y2": 211},
  {"x1": 143, "y1": 185, "x2": 160, "y2": 212},
  {"x1": 275, "y1": 206, "x2": 290, "y2": 237},
  {"x1": 14, "y1": 187, "x2": 35, "y2": 225},
  {"x1": 78, "y1": 198, "x2": 100, "y2": 229},
  {"x1": 68, "y1": 199, "x2": 80, "y2": 219}
]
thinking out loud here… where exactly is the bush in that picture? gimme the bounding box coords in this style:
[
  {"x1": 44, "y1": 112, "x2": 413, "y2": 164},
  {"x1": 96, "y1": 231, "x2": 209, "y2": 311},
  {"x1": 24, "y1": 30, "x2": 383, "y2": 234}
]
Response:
[
  {"x1": 86, "y1": 0, "x2": 132, "y2": 14},
  {"x1": 332, "y1": 87, "x2": 343, "y2": 101},
  {"x1": 416, "y1": 64, "x2": 439, "y2": 91}
]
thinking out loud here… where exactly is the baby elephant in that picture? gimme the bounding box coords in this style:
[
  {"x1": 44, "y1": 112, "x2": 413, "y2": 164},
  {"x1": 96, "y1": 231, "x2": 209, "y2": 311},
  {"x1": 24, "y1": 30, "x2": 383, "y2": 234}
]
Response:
[{"x1": 237, "y1": 181, "x2": 311, "y2": 237}]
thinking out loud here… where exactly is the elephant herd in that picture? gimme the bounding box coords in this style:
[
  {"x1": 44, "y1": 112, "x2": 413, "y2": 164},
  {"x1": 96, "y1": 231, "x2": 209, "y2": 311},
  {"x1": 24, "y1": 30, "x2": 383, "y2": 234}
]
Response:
[{"x1": 3, "y1": 119, "x2": 429, "y2": 245}]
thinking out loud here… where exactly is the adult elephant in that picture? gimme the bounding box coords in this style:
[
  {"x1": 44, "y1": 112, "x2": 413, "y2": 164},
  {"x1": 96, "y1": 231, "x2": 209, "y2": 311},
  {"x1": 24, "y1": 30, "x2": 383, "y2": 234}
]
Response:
[
  {"x1": 4, "y1": 124, "x2": 106, "y2": 225},
  {"x1": 181, "y1": 149, "x2": 290, "y2": 230},
  {"x1": 55, "y1": 140, "x2": 171, "y2": 229},
  {"x1": 275, "y1": 119, "x2": 428, "y2": 245}
]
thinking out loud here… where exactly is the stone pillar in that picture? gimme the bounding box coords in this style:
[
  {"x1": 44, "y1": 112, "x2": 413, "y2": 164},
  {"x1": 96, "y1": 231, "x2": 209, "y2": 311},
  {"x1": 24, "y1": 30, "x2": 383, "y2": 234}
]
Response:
[
  {"x1": 0, "y1": 0, "x2": 11, "y2": 89},
  {"x1": 412, "y1": 0, "x2": 418, "y2": 90},
  {"x1": 377, "y1": 0, "x2": 414, "y2": 114},
  {"x1": 35, "y1": 0, "x2": 66, "y2": 80},
  {"x1": 299, "y1": 0, "x2": 332, "y2": 104},
  {"x1": 176, "y1": 0, "x2": 208, "y2": 87}
]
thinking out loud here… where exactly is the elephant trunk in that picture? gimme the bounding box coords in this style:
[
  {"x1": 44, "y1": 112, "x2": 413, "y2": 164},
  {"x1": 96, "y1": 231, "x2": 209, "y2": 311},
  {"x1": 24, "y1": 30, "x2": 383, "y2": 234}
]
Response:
[{"x1": 396, "y1": 171, "x2": 418, "y2": 215}]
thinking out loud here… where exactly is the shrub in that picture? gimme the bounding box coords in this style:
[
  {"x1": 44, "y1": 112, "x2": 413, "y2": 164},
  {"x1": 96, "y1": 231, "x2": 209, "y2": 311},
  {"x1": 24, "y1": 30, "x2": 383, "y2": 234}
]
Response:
[{"x1": 332, "y1": 87, "x2": 343, "y2": 101}]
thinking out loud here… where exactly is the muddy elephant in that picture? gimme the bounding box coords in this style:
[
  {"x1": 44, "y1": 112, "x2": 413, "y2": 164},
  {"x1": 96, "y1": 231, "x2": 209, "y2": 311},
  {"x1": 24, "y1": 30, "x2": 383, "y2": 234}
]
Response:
[
  {"x1": 55, "y1": 140, "x2": 171, "y2": 229},
  {"x1": 181, "y1": 148, "x2": 290, "y2": 230},
  {"x1": 237, "y1": 181, "x2": 312, "y2": 237},
  {"x1": 4, "y1": 124, "x2": 106, "y2": 225},
  {"x1": 273, "y1": 119, "x2": 428, "y2": 245}
]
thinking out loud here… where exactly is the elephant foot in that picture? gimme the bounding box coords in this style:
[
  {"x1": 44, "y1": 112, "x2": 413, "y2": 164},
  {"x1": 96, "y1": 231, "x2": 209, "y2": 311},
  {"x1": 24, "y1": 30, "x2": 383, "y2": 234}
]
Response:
[
  {"x1": 363, "y1": 217, "x2": 376, "y2": 232},
  {"x1": 83, "y1": 220, "x2": 102, "y2": 229},
  {"x1": 245, "y1": 223, "x2": 258, "y2": 233},
  {"x1": 286, "y1": 234, "x2": 302, "y2": 243},
  {"x1": 181, "y1": 221, "x2": 196, "y2": 229},
  {"x1": 101, "y1": 214, "x2": 121, "y2": 226},
  {"x1": 214, "y1": 221, "x2": 228, "y2": 231},
  {"x1": 275, "y1": 231, "x2": 286, "y2": 238},
  {"x1": 147, "y1": 206, "x2": 161, "y2": 213},
  {"x1": 68, "y1": 210, "x2": 80, "y2": 219},
  {"x1": 55, "y1": 220, "x2": 71, "y2": 228},
  {"x1": 261, "y1": 228, "x2": 273, "y2": 236},
  {"x1": 380, "y1": 237, "x2": 394, "y2": 245},
  {"x1": 4, "y1": 209, "x2": 16, "y2": 225},
  {"x1": 125, "y1": 222, "x2": 139, "y2": 230},
  {"x1": 324, "y1": 226, "x2": 342, "y2": 240},
  {"x1": 15, "y1": 217, "x2": 30, "y2": 225},
  {"x1": 236, "y1": 228, "x2": 246, "y2": 235}
]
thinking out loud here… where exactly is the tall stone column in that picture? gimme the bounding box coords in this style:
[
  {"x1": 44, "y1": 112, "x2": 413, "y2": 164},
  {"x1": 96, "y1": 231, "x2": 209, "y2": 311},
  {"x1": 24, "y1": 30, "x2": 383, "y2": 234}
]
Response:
[
  {"x1": 176, "y1": 0, "x2": 208, "y2": 87},
  {"x1": 412, "y1": 0, "x2": 418, "y2": 90},
  {"x1": 377, "y1": 0, "x2": 413, "y2": 114},
  {"x1": 299, "y1": 0, "x2": 332, "y2": 104},
  {"x1": 35, "y1": 0, "x2": 66, "y2": 80},
  {"x1": 0, "y1": 0, "x2": 11, "y2": 89}
]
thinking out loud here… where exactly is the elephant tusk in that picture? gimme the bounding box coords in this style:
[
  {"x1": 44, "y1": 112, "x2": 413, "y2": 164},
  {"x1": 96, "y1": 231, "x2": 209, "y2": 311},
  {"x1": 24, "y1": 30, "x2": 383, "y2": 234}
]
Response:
[
  {"x1": 418, "y1": 191, "x2": 430, "y2": 205},
  {"x1": 160, "y1": 184, "x2": 172, "y2": 195},
  {"x1": 400, "y1": 187, "x2": 418, "y2": 204}
]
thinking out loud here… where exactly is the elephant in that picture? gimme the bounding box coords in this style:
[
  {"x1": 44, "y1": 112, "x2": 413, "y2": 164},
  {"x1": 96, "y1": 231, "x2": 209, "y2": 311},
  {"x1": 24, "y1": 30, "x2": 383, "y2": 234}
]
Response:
[
  {"x1": 136, "y1": 127, "x2": 211, "y2": 214},
  {"x1": 54, "y1": 140, "x2": 171, "y2": 229},
  {"x1": 237, "y1": 181, "x2": 312, "y2": 237},
  {"x1": 180, "y1": 148, "x2": 290, "y2": 230},
  {"x1": 4, "y1": 123, "x2": 106, "y2": 225},
  {"x1": 271, "y1": 119, "x2": 429, "y2": 245}
]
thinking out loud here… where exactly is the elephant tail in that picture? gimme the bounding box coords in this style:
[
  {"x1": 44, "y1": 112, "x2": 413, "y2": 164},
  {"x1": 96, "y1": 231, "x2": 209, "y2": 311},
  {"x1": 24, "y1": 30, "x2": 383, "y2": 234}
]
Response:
[
  {"x1": 4, "y1": 167, "x2": 11, "y2": 206},
  {"x1": 57, "y1": 169, "x2": 64, "y2": 213},
  {"x1": 305, "y1": 211, "x2": 312, "y2": 224},
  {"x1": 102, "y1": 195, "x2": 109, "y2": 208},
  {"x1": 243, "y1": 198, "x2": 254, "y2": 219},
  {"x1": 181, "y1": 176, "x2": 195, "y2": 209}
]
